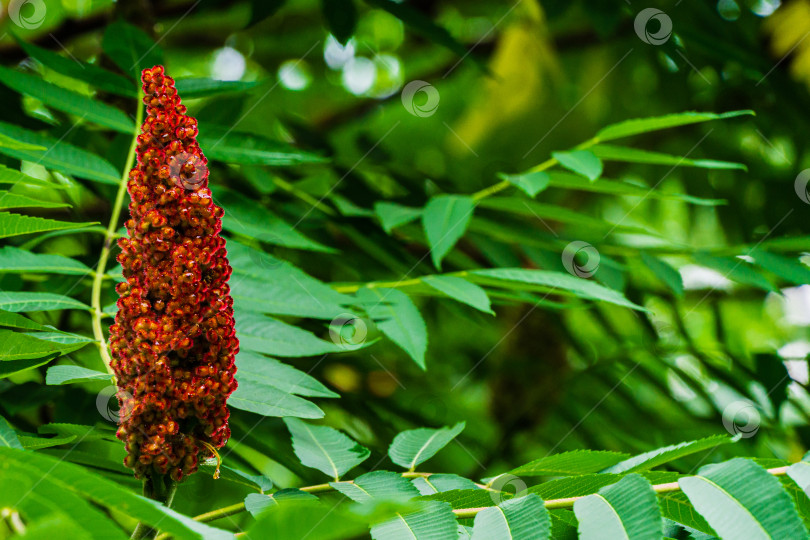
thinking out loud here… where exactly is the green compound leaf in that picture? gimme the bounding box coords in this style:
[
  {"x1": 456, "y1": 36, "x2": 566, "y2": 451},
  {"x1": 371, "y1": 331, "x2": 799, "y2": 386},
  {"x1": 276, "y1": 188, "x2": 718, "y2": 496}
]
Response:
[
  {"x1": 331, "y1": 471, "x2": 421, "y2": 503},
  {"x1": 499, "y1": 171, "x2": 551, "y2": 198},
  {"x1": 371, "y1": 501, "x2": 458, "y2": 540},
  {"x1": 45, "y1": 365, "x2": 110, "y2": 385},
  {"x1": 0, "y1": 291, "x2": 90, "y2": 312},
  {"x1": 552, "y1": 150, "x2": 603, "y2": 181},
  {"x1": 573, "y1": 474, "x2": 662, "y2": 540},
  {"x1": 14, "y1": 37, "x2": 135, "y2": 96},
  {"x1": 422, "y1": 275, "x2": 494, "y2": 314},
  {"x1": 422, "y1": 194, "x2": 475, "y2": 270},
  {"x1": 0, "y1": 122, "x2": 120, "y2": 184},
  {"x1": 389, "y1": 422, "x2": 465, "y2": 471},
  {"x1": 472, "y1": 494, "x2": 551, "y2": 540},
  {"x1": 0, "y1": 212, "x2": 96, "y2": 240},
  {"x1": 595, "y1": 110, "x2": 754, "y2": 142},
  {"x1": 679, "y1": 458, "x2": 805, "y2": 540},
  {"x1": 284, "y1": 418, "x2": 370, "y2": 480},
  {"x1": 359, "y1": 287, "x2": 428, "y2": 369},
  {"x1": 0, "y1": 67, "x2": 134, "y2": 133},
  {"x1": 603, "y1": 435, "x2": 733, "y2": 474},
  {"x1": 511, "y1": 450, "x2": 631, "y2": 477},
  {"x1": 0, "y1": 246, "x2": 91, "y2": 275}
]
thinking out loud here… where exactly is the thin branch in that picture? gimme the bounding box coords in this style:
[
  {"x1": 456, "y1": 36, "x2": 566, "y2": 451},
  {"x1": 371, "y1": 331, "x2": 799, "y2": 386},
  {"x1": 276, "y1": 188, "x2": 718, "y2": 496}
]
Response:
[
  {"x1": 132, "y1": 473, "x2": 177, "y2": 539},
  {"x1": 469, "y1": 137, "x2": 596, "y2": 201},
  {"x1": 90, "y1": 89, "x2": 143, "y2": 375},
  {"x1": 177, "y1": 465, "x2": 791, "y2": 532},
  {"x1": 453, "y1": 466, "x2": 790, "y2": 519}
]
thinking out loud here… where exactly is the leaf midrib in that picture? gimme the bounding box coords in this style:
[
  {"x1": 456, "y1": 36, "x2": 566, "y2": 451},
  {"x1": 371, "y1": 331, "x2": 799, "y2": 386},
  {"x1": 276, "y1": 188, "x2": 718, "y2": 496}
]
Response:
[{"x1": 301, "y1": 422, "x2": 340, "y2": 480}]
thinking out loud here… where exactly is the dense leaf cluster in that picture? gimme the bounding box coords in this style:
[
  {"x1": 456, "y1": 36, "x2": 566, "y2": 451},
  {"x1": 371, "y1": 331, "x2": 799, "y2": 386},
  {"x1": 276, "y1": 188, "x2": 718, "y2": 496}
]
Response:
[{"x1": 1, "y1": 1, "x2": 810, "y2": 539}]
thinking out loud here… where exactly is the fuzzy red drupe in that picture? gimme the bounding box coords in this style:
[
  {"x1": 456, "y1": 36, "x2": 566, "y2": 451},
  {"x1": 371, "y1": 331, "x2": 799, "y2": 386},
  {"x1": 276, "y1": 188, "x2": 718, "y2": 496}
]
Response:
[{"x1": 109, "y1": 65, "x2": 239, "y2": 481}]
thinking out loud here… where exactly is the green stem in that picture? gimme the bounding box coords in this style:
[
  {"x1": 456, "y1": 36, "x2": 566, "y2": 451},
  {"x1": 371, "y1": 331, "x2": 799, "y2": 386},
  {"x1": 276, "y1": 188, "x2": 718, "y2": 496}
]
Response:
[
  {"x1": 470, "y1": 157, "x2": 558, "y2": 201},
  {"x1": 132, "y1": 474, "x2": 177, "y2": 539},
  {"x1": 181, "y1": 466, "x2": 790, "y2": 531},
  {"x1": 332, "y1": 276, "x2": 426, "y2": 294},
  {"x1": 332, "y1": 271, "x2": 471, "y2": 294},
  {"x1": 453, "y1": 466, "x2": 789, "y2": 519},
  {"x1": 328, "y1": 137, "x2": 607, "y2": 295},
  {"x1": 469, "y1": 137, "x2": 599, "y2": 202},
  {"x1": 91, "y1": 89, "x2": 143, "y2": 376},
  {"x1": 272, "y1": 176, "x2": 337, "y2": 217}
]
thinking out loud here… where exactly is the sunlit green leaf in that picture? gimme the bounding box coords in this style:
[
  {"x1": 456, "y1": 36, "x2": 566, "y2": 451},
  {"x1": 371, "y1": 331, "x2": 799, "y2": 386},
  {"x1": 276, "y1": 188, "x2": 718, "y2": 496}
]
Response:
[
  {"x1": 511, "y1": 450, "x2": 631, "y2": 477},
  {"x1": 175, "y1": 78, "x2": 261, "y2": 98},
  {"x1": 499, "y1": 171, "x2": 551, "y2": 198},
  {"x1": 0, "y1": 67, "x2": 135, "y2": 133},
  {"x1": 0, "y1": 331, "x2": 87, "y2": 361},
  {"x1": 45, "y1": 365, "x2": 111, "y2": 385},
  {"x1": 641, "y1": 253, "x2": 684, "y2": 297},
  {"x1": 389, "y1": 422, "x2": 465, "y2": 471},
  {"x1": 423, "y1": 275, "x2": 493, "y2": 314},
  {"x1": 0, "y1": 447, "x2": 233, "y2": 539},
  {"x1": 751, "y1": 250, "x2": 810, "y2": 286},
  {"x1": 0, "y1": 309, "x2": 48, "y2": 331},
  {"x1": 423, "y1": 195, "x2": 475, "y2": 269},
  {"x1": 552, "y1": 150, "x2": 603, "y2": 181},
  {"x1": 284, "y1": 418, "x2": 370, "y2": 480},
  {"x1": 574, "y1": 474, "x2": 662, "y2": 540},
  {"x1": 0, "y1": 246, "x2": 91, "y2": 274},
  {"x1": 235, "y1": 312, "x2": 346, "y2": 357},
  {"x1": 332, "y1": 471, "x2": 421, "y2": 503},
  {"x1": 679, "y1": 458, "x2": 805, "y2": 540},
  {"x1": 0, "y1": 415, "x2": 23, "y2": 449},
  {"x1": 472, "y1": 494, "x2": 550, "y2": 540},
  {"x1": 217, "y1": 188, "x2": 335, "y2": 252},
  {"x1": 0, "y1": 291, "x2": 90, "y2": 312},
  {"x1": 694, "y1": 252, "x2": 776, "y2": 292},
  {"x1": 595, "y1": 111, "x2": 754, "y2": 141},
  {"x1": 603, "y1": 436, "x2": 733, "y2": 474},
  {"x1": 0, "y1": 122, "x2": 120, "y2": 184},
  {"x1": 14, "y1": 37, "x2": 135, "y2": 96},
  {"x1": 375, "y1": 201, "x2": 423, "y2": 234},
  {"x1": 243, "y1": 489, "x2": 317, "y2": 517},
  {"x1": 359, "y1": 288, "x2": 428, "y2": 369},
  {"x1": 200, "y1": 126, "x2": 327, "y2": 166},
  {"x1": 236, "y1": 350, "x2": 338, "y2": 398},
  {"x1": 591, "y1": 144, "x2": 747, "y2": 170},
  {"x1": 546, "y1": 172, "x2": 725, "y2": 205},
  {"x1": 412, "y1": 474, "x2": 478, "y2": 495},
  {"x1": 0, "y1": 212, "x2": 96, "y2": 239},
  {"x1": 0, "y1": 190, "x2": 69, "y2": 210},
  {"x1": 371, "y1": 501, "x2": 458, "y2": 540},
  {"x1": 472, "y1": 268, "x2": 644, "y2": 310}
]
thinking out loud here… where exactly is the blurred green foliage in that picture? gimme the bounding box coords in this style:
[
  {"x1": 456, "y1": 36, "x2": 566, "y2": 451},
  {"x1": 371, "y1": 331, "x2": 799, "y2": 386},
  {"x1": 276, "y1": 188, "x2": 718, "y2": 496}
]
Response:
[{"x1": 2, "y1": 0, "x2": 810, "y2": 537}]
